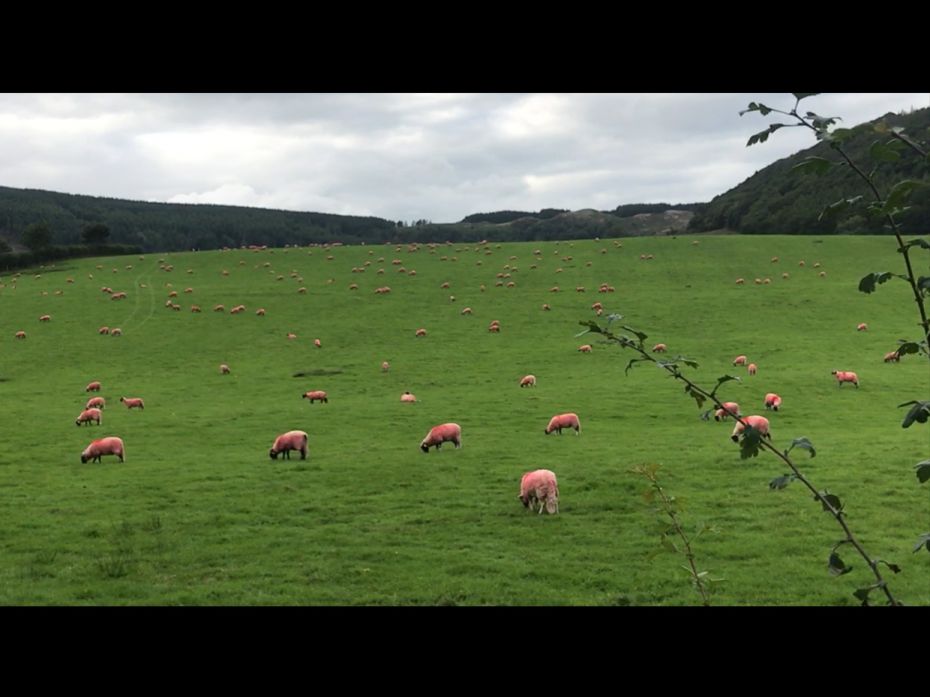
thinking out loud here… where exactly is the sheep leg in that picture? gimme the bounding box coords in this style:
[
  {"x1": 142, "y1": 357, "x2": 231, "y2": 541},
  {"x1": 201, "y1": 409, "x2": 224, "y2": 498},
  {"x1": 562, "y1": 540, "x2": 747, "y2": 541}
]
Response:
[{"x1": 300, "y1": 448, "x2": 307, "y2": 460}]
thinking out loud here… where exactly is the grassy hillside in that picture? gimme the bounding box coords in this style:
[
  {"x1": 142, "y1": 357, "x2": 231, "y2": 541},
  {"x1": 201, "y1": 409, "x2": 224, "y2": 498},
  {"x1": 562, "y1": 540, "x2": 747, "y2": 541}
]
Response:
[
  {"x1": 0, "y1": 235, "x2": 926, "y2": 605},
  {"x1": 689, "y1": 106, "x2": 930, "y2": 234}
]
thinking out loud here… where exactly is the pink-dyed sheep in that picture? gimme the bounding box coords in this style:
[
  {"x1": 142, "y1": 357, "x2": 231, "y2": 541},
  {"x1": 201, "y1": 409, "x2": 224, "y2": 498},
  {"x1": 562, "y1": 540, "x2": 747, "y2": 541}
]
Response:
[
  {"x1": 545, "y1": 413, "x2": 581, "y2": 435},
  {"x1": 401, "y1": 391, "x2": 417, "y2": 403},
  {"x1": 732, "y1": 355, "x2": 747, "y2": 366},
  {"x1": 461, "y1": 307, "x2": 472, "y2": 315},
  {"x1": 75, "y1": 407, "x2": 102, "y2": 426},
  {"x1": 39, "y1": 314, "x2": 51, "y2": 322},
  {"x1": 120, "y1": 397, "x2": 144, "y2": 410},
  {"x1": 518, "y1": 469, "x2": 560, "y2": 515},
  {"x1": 86, "y1": 381, "x2": 102, "y2": 392},
  {"x1": 214, "y1": 304, "x2": 225, "y2": 312},
  {"x1": 652, "y1": 343, "x2": 667, "y2": 353},
  {"x1": 831, "y1": 370, "x2": 859, "y2": 388},
  {"x1": 302, "y1": 390, "x2": 328, "y2": 404},
  {"x1": 81, "y1": 436, "x2": 125, "y2": 463},
  {"x1": 764, "y1": 393, "x2": 782, "y2": 411},
  {"x1": 578, "y1": 344, "x2": 592, "y2": 353},
  {"x1": 488, "y1": 322, "x2": 500, "y2": 333},
  {"x1": 111, "y1": 328, "x2": 122, "y2": 336},
  {"x1": 542, "y1": 303, "x2": 551, "y2": 311},
  {"x1": 382, "y1": 361, "x2": 390, "y2": 372},
  {"x1": 883, "y1": 351, "x2": 900, "y2": 363},
  {"x1": 735, "y1": 278, "x2": 745, "y2": 285},
  {"x1": 747, "y1": 363, "x2": 757, "y2": 376},
  {"x1": 86, "y1": 396, "x2": 105, "y2": 410},
  {"x1": 220, "y1": 364, "x2": 231, "y2": 374},
  {"x1": 256, "y1": 308, "x2": 266, "y2": 316},
  {"x1": 15, "y1": 331, "x2": 26, "y2": 339},
  {"x1": 415, "y1": 328, "x2": 427, "y2": 337},
  {"x1": 287, "y1": 333, "x2": 297, "y2": 340},
  {"x1": 269, "y1": 430, "x2": 309, "y2": 460},
  {"x1": 713, "y1": 402, "x2": 741, "y2": 422},
  {"x1": 731, "y1": 415, "x2": 771, "y2": 443},
  {"x1": 98, "y1": 326, "x2": 110, "y2": 335},
  {"x1": 857, "y1": 323, "x2": 868, "y2": 332},
  {"x1": 520, "y1": 375, "x2": 536, "y2": 388},
  {"x1": 420, "y1": 423, "x2": 462, "y2": 452},
  {"x1": 314, "y1": 338, "x2": 322, "y2": 348},
  {"x1": 191, "y1": 305, "x2": 201, "y2": 313}
]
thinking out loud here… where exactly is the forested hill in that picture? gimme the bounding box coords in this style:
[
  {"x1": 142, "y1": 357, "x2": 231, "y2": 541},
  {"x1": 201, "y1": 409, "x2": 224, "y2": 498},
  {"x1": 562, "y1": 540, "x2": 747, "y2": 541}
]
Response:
[
  {"x1": 688, "y1": 107, "x2": 930, "y2": 235},
  {"x1": 0, "y1": 185, "x2": 703, "y2": 253}
]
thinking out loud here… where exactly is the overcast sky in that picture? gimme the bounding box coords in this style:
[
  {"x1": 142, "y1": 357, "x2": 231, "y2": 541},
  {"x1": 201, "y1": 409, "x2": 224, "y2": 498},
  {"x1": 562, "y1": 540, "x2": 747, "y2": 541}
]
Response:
[{"x1": 0, "y1": 93, "x2": 925, "y2": 223}]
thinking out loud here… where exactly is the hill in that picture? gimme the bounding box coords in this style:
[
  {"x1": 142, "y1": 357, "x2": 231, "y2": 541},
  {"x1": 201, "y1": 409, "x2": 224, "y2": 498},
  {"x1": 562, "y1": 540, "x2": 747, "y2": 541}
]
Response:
[{"x1": 688, "y1": 107, "x2": 930, "y2": 234}]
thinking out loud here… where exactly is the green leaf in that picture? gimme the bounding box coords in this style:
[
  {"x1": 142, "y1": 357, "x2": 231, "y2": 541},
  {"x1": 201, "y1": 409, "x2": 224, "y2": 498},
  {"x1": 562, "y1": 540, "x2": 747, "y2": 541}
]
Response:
[
  {"x1": 678, "y1": 357, "x2": 699, "y2": 369},
  {"x1": 822, "y1": 126, "x2": 852, "y2": 143},
  {"x1": 876, "y1": 560, "x2": 902, "y2": 574},
  {"x1": 792, "y1": 93, "x2": 820, "y2": 101},
  {"x1": 625, "y1": 358, "x2": 647, "y2": 376},
  {"x1": 817, "y1": 491, "x2": 843, "y2": 513},
  {"x1": 739, "y1": 102, "x2": 774, "y2": 117},
  {"x1": 853, "y1": 587, "x2": 872, "y2": 605},
  {"x1": 896, "y1": 341, "x2": 921, "y2": 356},
  {"x1": 916, "y1": 277, "x2": 930, "y2": 295},
  {"x1": 700, "y1": 409, "x2": 713, "y2": 422},
  {"x1": 915, "y1": 460, "x2": 930, "y2": 484},
  {"x1": 793, "y1": 156, "x2": 833, "y2": 175},
  {"x1": 869, "y1": 141, "x2": 902, "y2": 163},
  {"x1": 819, "y1": 196, "x2": 862, "y2": 222},
  {"x1": 684, "y1": 384, "x2": 706, "y2": 409},
  {"x1": 899, "y1": 400, "x2": 930, "y2": 428},
  {"x1": 787, "y1": 437, "x2": 816, "y2": 458},
  {"x1": 577, "y1": 320, "x2": 602, "y2": 334},
  {"x1": 769, "y1": 474, "x2": 794, "y2": 490},
  {"x1": 858, "y1": 271, "x2": 893, "y2": 294},
  {"x1": 620, "y1": 325, "x2": 648, "y2": 343},
  {"x1": 913, "y1": 533, "x2": 930, "y2": 553},
  {"x1": 660, "y1": 534, "x2": 678, "y2": 554},
  {"x1": 828, "y1": 552, "x2": 853, "y2": 576},
  {"x1": 739, "y1": 427, "x2": 764, "y2": 460},
  {"x1": 883, "y1": 179, "x2": 923, "y2": 214},
  {"x1": 746, "y1": 123, "x2": 786, "y2": 147}
]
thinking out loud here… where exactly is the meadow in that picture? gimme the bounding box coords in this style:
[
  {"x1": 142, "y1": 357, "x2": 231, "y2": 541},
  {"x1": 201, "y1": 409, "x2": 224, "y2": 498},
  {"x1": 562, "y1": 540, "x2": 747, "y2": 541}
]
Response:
[{"x1": 0, "y1": 234, "x2": 927, "y2": 605}]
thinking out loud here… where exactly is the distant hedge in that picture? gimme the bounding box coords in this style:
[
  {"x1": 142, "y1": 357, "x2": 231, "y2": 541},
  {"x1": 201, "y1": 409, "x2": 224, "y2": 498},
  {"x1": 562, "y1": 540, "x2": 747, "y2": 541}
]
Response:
[{"x1": 0, "y1": 244, "x2": 143, "y2": 272}]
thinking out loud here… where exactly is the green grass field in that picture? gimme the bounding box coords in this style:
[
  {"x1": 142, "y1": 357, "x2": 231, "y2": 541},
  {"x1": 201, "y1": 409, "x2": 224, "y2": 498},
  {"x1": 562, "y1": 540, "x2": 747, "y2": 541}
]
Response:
[{"x1": 0, "y1": 234, "x2": 927, "y2": 605}]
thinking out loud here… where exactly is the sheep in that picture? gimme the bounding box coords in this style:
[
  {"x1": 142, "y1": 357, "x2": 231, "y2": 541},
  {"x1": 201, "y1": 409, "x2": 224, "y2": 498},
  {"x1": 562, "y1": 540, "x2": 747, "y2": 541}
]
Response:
[
  {"x1": 214, "y1": 304, "x2": 225, "y2": 312},
  {"x1": 735, "y1": 278, "x2": 745, "y2": 285},
  {"x1": 191, "y1": 305, "x2": 201, "y2": 313},
  {"x1": 883, "y1": 351, "x2": 900, "y2": 363},
  {"x1": 764, "y1": 393, "x2": 782, "y2": 411},
  {"x1": 85, "y1": 396, "x2": 105, "y2": 410},
  {"x1": 591, "y1": 302, "x2": 603, "y2": 311},
  {"x1": 771, "y1": 256, "x2": 779, "y2": 263},
  {"x1": 255, "y1": 308, "x2": 266, "y2": 316},
  {"x1": 401, "y1": 391, "x2": 417, "y2": 403},
  {"x1": 542, "y1": 303, "x2": 551, "y2": 311},
  {"x1": 461, "y1": 307, "x2": 473, "y2": 315},
  {"x1": 730, "y1": 415, "x2": 771, "y2": 443},
  {"x1": 269, "y1": 430, "x2": 309, "y2": 460},
  {"x1": 220, "y1": 364, "x2": 231, "y2": 374},
  {"x1": 99, "y1": 326, "x2": 110, "y2": 335},
  {"x1": 748, "y1": 363, "x2": 757, "y2": 376},
  {"x1": 488, "y1": 322, "x2": 500, "y2": 333},
  {"x1": 302, "y1": 390, "x2": 328, "y2": 404},
  {"x1": 287, "y1": 333, "x2": 297, "y2": 340},
  {"x1": 652, "y1": 343, "x2": 668, "y2": 353},
  {"x1": 420, "y1": 423, "x2": 462, "y2": 452},
  {"x1": 831, "y1": 370, "x2": 859, "y2": 388},
  {"x1": 86, "y1": 381, "x2": 102, "y2": 392},
  {"x1": 39, "y1": 314, "x2": 51, "y2": 322},
  {"x1": 578, "y1": 344, "x2": 592, "y2": 353},
  {"x1": 111, "y1": 328, "x2": 122, "y2": 336},
  {"x1": 713, "y1": 402, "x2": 741, "y2": 421},
  {"x1": 15, "y1": 331, "x2": 26, "y2": 339},
  {"x1": 314, "y1": 338, "x2": 322, "y2": 348},
  {"x1": 415, "y1": 328, "x2": 428, "y2": 337},
  {"x1": 518, "y1": 469, "x2": 560, "y2": 515},
  {"x1": 782, "y1": 273, "x2": 789, "y2": 279},
  {"x1": 754, "y1": 278, "x2": 762, "y2": 285},
  {"x1": 732, "y1": 355, "x2": 747, "y2": 366},
  {"x1": 75, "y1": 407, "x2": 102, "y2": 426},
  {"x1": 81, "y1": 436, "x2": 125, "y2": 463},
  {"x1": 545, "y1": 412, "x2": 581, "y2": 435},
  {"x1": 382, "y1": 361, "x2": 390, "y2": 372},
  {"x1": 857, "y1": 323, "x2": 868, "y2": 332},
  {"x1": 520, "y1": 375, "x2": 537, "y2": 388},
  {"x1": 120, "y1": 397, "x2": 144, "y2": 410}
]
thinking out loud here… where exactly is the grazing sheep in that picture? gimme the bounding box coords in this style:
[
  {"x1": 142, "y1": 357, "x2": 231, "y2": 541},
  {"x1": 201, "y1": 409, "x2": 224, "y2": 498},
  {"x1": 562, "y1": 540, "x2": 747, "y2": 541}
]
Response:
[
  {"x1": 420, "y1": 423, "x2": 462, "y2": 452},
  {"x1": 819, "y1": 271, "x2": 827, "y2": 278},
  {"x1": 287, "y1": 333, "x2": 297, "y2": 340},
  {"x1": 191, "y1": 305, "x2": 201, "y2": 313},
  {"x1": 99, "y1": 326, "x2": 110, "y2": 335},
  {"x1": 771, "y1": 256, "x2": 779, "y2": 263},
  {"x1": 39, "y1": 314, "x2": 51, "y2": 322},
  {"x1": 764, "y1": 393, "x2": 782, "y2": 411},
  {"x1": 714, "y1": 402, "x2": 741, "y2": 421},
  {"x1": 488, "y1": 322, "x2": 500, "y2": 333},
  {"x1": 302, "y1": 390, "x2": 328, "y2": 404},
  {"x1": 731, "y1": 415, "x2": 771, "y2": 443},
  {"x1": 591, "y1": 302, "x2": 603, "y2": 311},
  {"x1": 214, "y1": 304, "x2": 225, "y2": 312},
  {"x1": 401, "y1": 391, "x2": 417, "y2": 403},
  {"x1": 15, "y1": 331, "x2": 26, "y2": 339},
  {"x1": 86, "y1": 381, "x2": 102, "y2": 392},
  {"x1": 119, "y1": 397, "x2": 144, "y2": 410},
  {"x1": 735, "y1": 278, "x2": 745, "y2": 285},
  {"x1": 220, "y1": 364, "x2": 231, "y2": 374},
  {"x1": 831, "y1": 370, "x2": 859, "y2": 388},
  {"x1": 461, "y1": 307, "x2": 472, "y2": 315},
  {"x1": 883, "y1": 351, "x2": 900, "y2": 363},
  {"x1": 578, "y1": 345, "x2": 592, "y2": 353},
  {"x1": 86, "y1": 396, "x2": 105, "y2": 410},
  {"x1": 782, "y1": 273, "x2": 789, "y2": 279},
  {"x1": 519, "y1": 469, "x2": 560, "y2": 515},
  {"x1": 732, "y1": 355, "x2": 748, "y2": 366},
  {"x1": 520, "y1": 375, "x2": 537, "y2": 388},
  {"x1": 545, "y1": 412, "x2": 581, "y2": 435},
  {"x1": 382, "y1": 361, "x2": 390, "y2": 372},
  {"x1": 542, "y1": 303, "x2": 551, "y2": 311},
  {"x1": 748, "y1": 363, "x2": 757, "y2": 376},
  {"x1": 799, "y1": 260, "x2": 805, "y2": 267},
  {"x1": 75, "y1": 407, "x2": 103, "y2": 426},
  {"x1": 754, "y1": 278, "x2": 762, "y2": 285},
  {"x1": 269, "y1": 430, "x2": 309, "y2": 460},
  {"x1": 857, "y1": 323, "x2": 868, "y2": 332},
  {"x1": 415, "y1": 328, "x2": 428, "y2": 337},
  {"x1": 111, "y1": 328, "x2": 122, "y2": 336},
  {"x1": 256, "y1": 308, "x2": 266, "y2": 316},
  {"x1": 313, "y1": 338, "x2": 322, "y2": 348},
  {"x1": 81, "y1": 436, "x2": 125, "y2": 463},
  {"x1": 652, "y1": 343, "x2": 668, "y2": 353}
]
